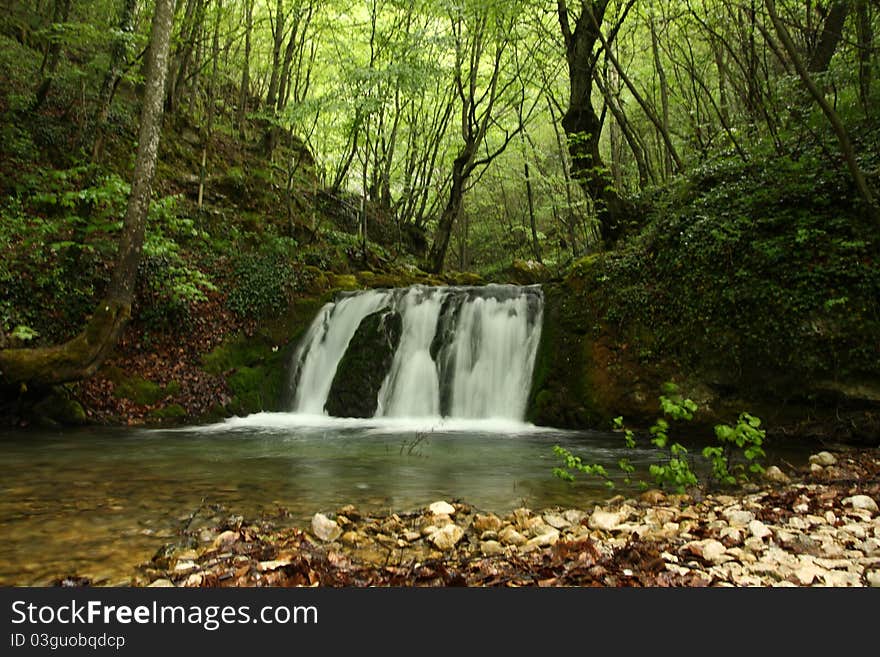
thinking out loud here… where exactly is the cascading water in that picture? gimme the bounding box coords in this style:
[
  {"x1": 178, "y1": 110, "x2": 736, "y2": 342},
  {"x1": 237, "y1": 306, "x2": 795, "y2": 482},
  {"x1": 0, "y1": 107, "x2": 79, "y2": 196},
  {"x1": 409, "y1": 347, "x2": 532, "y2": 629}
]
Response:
[{"x1": 286, "y1": 285, "x2": 543, "y2": 422}]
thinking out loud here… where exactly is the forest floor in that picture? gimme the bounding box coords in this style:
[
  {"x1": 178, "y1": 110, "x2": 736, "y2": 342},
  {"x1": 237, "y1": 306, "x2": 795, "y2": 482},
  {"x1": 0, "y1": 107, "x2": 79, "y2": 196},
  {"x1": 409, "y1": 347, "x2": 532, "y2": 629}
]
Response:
[{"x1": 109, "y1": 448, "x2": 880, "y2": 588}]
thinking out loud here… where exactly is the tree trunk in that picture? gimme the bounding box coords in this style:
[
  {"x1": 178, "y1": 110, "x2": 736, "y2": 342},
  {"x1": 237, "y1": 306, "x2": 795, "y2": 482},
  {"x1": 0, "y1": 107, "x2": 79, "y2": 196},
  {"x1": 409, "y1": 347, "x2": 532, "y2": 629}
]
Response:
[
  {"x1": 856, "y1": 0, "x2": 873, "y2": 111},
  {"x1": 765, "y1": 0, "x2": 878, "y2": 227},
  {"x1": 558, "y1": 0, "x2": 633, "y2": 248},
  {"x1": 427, "y1": 150, "x2": 470, "y2": 274},
  {"x1": 808, "y1": 0, "x2": 849, "y2": 73},
  {"x1": 92, "y1": 0, "x2": 138, "y2": 163},
  {"x1": 32, "y1": 0, "x2": 71, "y2": 110},
  {"x1": 238, "y1": 0, "x2": 253, "y2": 137},
  {"x1": 0, "y1": 0, "x2": 175, "y2": 386}
]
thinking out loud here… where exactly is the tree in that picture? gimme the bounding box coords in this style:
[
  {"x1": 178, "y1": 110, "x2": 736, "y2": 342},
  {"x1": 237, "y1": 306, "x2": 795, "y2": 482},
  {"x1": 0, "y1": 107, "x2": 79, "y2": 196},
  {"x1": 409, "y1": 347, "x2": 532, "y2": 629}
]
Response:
[
  {"x1": 556, "y1": 0, "x2": 635, "y2": 248},
  {"x1": 0, "y1": 0, "x2": 176, "y2": 386},
  {"x1": 764, "y1": 0, "x2": 878, "y2": 226},
  {"x1": 426, "y1": 1, "x2": 525, "y2": 273}
]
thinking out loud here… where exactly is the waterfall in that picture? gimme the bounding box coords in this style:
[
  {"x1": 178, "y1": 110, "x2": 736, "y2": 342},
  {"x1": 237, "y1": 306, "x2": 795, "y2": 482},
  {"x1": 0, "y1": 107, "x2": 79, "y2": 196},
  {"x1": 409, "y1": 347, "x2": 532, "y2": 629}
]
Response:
[{"x1": 287, "y1": 284, "x2": 543, "y2": 421}]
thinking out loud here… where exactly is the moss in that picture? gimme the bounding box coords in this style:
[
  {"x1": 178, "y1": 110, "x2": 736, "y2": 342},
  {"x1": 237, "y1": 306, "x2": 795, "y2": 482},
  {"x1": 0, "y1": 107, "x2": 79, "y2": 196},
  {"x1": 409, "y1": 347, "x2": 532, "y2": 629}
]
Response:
[
  {"x1": 32, "y1": 390, "x2": 87, "y2": 426},
  {"x1": 149, "y1": 404, "x2": 187, "y2": 420},
  {"x1": 113, "y1": 376, "x2": 165, "y2": 405},
  {"x1": 331, "y1": 274, "x2": 359, "y2": 290},
  {"x1": 227, "y1": 365, "x2": 283, "y2": 416},
  {"x1": 202, "y1": 340, "x2": 274, "y2": 375}
]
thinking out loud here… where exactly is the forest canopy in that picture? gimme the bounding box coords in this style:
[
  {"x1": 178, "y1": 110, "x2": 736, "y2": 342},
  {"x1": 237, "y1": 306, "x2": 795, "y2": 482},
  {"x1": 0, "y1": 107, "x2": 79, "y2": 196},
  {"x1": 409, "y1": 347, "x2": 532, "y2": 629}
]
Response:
[{"x1": 0, "y1": 0, "x2": 878, "y2": 396}]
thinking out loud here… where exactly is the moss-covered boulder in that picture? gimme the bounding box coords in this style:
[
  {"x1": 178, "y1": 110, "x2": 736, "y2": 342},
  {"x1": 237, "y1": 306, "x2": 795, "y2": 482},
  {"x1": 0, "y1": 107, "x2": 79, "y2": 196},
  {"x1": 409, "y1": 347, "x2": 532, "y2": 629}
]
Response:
[
  {"x1": 32, "y1": 387, "x2": 87, "y2": 426},
  {"x1": 325, "y1": 310, "x2": 403, "y2": 418}
]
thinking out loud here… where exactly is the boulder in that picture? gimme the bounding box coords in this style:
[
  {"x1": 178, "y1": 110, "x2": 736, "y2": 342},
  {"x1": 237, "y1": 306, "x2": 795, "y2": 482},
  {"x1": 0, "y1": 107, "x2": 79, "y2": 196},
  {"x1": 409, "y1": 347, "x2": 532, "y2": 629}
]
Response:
[{"x1": 324, "y1": 310, "x2": 402, "y2": 418}]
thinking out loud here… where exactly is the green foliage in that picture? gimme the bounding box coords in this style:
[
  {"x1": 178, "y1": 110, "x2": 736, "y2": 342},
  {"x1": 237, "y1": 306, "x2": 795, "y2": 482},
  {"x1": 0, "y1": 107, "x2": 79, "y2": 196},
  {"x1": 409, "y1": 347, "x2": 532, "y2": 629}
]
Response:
[
  {"x1": 553, "y1": 384, "x2": 766, "y2": 494},
  {"x1": 582, "y1": 143, "x2": 880, "y2": 392},
  {"x1": 703, "y1": 413, "x2": 767, "y2": 486},
  {"x1": 136, "y1": 196, "x2": 215, "y2": 331},
  {"x1": 227, "y1": 236, "x2": 304, "y2": 318}
]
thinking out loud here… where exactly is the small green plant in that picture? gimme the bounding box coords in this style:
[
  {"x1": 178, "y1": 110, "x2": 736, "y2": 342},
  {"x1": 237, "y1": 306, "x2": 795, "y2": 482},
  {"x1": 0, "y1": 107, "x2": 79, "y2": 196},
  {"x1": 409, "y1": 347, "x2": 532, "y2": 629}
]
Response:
[
  {"x1": 702, "y1": 413, "x2": 766, "y2": 486},
  {"x1": 552, "y1": 383, "x2": 766, "y2": 494}
]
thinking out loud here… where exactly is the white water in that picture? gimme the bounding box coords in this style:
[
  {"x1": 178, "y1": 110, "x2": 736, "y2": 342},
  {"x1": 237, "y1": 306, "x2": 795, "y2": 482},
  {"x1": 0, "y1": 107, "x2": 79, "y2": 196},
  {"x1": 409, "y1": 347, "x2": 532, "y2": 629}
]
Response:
[
  {"x1": 289, "y1": 290, "x2": 392, "y2": 413},
  {"x1": 287, "y1": 284, "x2": 543, "y2": 422}
]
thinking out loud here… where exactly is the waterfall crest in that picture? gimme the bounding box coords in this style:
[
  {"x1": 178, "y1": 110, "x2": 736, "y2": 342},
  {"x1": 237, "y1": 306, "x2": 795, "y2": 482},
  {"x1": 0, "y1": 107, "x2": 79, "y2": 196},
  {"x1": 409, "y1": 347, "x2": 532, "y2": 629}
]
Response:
[{"x1": 287, "y1": 284, "x2": 543, "y2": 422}]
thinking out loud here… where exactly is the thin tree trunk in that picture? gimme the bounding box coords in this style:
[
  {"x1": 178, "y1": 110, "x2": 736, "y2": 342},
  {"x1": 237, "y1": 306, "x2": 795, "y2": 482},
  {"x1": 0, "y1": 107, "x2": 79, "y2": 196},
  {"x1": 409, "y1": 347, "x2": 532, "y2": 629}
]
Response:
[
  {"x1": 766, "y1": 0, "x2": 878, "y2": 226},
  {"x1": 650, "y1": 14, "x2": 673, "y2": 178},
  {"x1": 237, "y1": 0, "x2": 253, "y2": 136},
  {"x1": 198, "y1": 0, "x2": 222, "y2": 215},
  {"x1": 92, "y1": 0, "x2": 138, "y2": 163},
  {"x1": 0, "y1": 0, "x2": 175, "y2": 386},
  {"x1": 856, "y1": 0, "x2": 873, "y2": 111},
  {"x1": 32, "y1": 0, "x2": 71, "y2": 110}
]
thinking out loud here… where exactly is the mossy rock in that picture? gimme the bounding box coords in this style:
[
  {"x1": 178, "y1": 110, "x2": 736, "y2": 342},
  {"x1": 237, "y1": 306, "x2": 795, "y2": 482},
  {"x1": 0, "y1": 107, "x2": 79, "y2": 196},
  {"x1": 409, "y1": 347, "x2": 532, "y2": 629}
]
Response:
[
  {"x1": 113, "y1": 377, "x2": 166, "y2": 405},
  {"x1": 507, "y1": 259, "x2": 550, "y2": 285},
  {"x1": 331, "y1": 274, "x2": 359, "y2": 290},
  {"x1": 446, "y1": 271, "x2": 485, "y2": 286},
  {"x1": 202, "y1": 339, "x2": 275, "y2": 375},
  {"x1": 325, "y1": 310, "x2": 402, "y2": 418},
  {"x1": 149, "y1": 404, "x2": 187, "y2": 421},
  {"x1": 32, "y1": 390, "x2": 87, "y2": 426}
]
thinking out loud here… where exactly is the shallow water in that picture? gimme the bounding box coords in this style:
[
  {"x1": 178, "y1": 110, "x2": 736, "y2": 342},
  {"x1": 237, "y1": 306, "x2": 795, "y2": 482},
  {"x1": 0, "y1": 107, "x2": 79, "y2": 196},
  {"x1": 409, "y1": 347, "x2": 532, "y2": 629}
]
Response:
[{"x1": 0, "y1": 413, "x2": 806, "y2": 585}]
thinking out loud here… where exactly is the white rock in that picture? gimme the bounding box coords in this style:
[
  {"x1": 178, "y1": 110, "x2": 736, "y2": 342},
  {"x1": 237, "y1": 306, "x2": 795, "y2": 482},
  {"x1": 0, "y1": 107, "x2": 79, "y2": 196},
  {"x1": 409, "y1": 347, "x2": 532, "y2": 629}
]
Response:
[
  {"x1": 429, "y1": 501, "x2": 456, "y2": 516},
  {"x1": 311, "y1": 513, "x2": 342, "y2": 542},
  {"x1": 480, "y1": 540, "x2": 505, "y2": 557},
  {"x1": 823, "y1": 570, "x2": 862, "y2": 587},
  {"x1": 720, "y1": 527, "x2": 743, "y2": 546},
  {"x1": 810, "y1": 463, "x2": 824, "y2": 474},
  {"x1": 809, "y1": 451, "x2": 837, "y2": 466},
  {"x1": 173, "y1": 560, "x2": 196, "y2": 573},
  {"x1": 723, "y1": 509, "x2": 755, "y2": 527},
  {"x1": 841, "y1": 524, "x2": 868, "y2": 540},
  {"x1": 843, "y1": 495, "x2": 878, "y2": 514},
  {"x1": 529, "y1": 529, "x2": 560, "y2": 547},
  {"x1": 749, "y1": 520, "x2": 772, "y2": 540},
  {"x1": 542, "y1": 513, "x2": 572, "y2": 530},
  {"x1": 429, "y1": 524, "x2": 464, "y2": 550},
  {"x1": 763, "y1": 466, "x2": 791, "y2": 484},
  {"x1": 588, "y1": 508, "x2": 626, "y2": 532},
  {"x1": 683, "y1": 539, "x2": 729, "y2": 564},
  {"x1": 498, "y1": 526, "x2": 527, "y2": 546},
  {"x1": 858, "y1": 537, "x2": 880, "y2": 556},
  {"x1": 867, "y1": 571, "x2": 880, "y2": 587},
  {"x1": 148, "y1": 579, "x2": 176, "y2": 587},
  {"x1": 562, "y1": 509, "x2": 586, "y2": 525}
]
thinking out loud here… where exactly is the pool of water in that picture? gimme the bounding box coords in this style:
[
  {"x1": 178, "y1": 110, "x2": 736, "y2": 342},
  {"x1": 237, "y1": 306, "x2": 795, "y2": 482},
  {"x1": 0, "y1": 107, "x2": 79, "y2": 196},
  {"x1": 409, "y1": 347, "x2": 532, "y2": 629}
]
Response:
[{"x1": 0, "y1": 413, "x2": 806, "y2": 585}]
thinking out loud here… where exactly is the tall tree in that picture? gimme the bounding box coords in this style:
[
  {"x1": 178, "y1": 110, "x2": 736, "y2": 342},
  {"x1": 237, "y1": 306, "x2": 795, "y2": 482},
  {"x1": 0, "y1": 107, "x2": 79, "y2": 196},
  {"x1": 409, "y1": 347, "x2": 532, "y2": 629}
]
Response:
[
  {"x1": 0, "y1": 0, "x2": 176, "y2": 385},
  {"x1": 426, "y1": 1, "x2": 524, "y2": 273},
  {"x1": 764, "y1": 0, "x2": 878, "y2": 226},
  {"x1": 92, "y1": 0, "x2": 139, "y2": 163},
  {"x1": 556, "y1": 0, "x2": 634, "y2": 248}
]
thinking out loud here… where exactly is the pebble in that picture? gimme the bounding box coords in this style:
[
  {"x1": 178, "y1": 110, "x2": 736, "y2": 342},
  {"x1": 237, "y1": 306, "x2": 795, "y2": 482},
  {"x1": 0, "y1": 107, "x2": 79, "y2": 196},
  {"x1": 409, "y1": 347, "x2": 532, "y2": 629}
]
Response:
[
  {"x1": 429, "y1": 501, "x2": 456, "y2": 516},
  {"x1": 140, "y1": 450, "x2": 880, "y2": 590},
  {"x1": 843, "y1": 495, "x2": 878, "y2": 514},
  {"x1": 809, "y1": 451, "x2": 837, "y2": 466},
  {"x1": 311, "y1": 513, "x2": 342, "y2": 542},
  {"x1": 429, "y1": 524, "x2": 464, "y2": 550}
]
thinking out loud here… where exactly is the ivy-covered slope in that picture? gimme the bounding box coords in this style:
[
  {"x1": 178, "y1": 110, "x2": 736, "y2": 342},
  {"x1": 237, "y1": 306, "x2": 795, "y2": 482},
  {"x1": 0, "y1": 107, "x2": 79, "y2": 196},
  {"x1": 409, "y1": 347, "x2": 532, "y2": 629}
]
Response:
[{"x1": 530, "y1": 146, "x2": 880, "y2": 445}]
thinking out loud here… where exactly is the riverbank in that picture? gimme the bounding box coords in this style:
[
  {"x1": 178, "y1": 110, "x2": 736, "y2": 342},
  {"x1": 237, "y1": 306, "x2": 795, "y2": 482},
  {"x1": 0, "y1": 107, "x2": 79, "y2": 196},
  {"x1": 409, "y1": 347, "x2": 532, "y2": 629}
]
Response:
[{"x1": 127, "y1": 447, "x2": 879, "y2": 587}]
